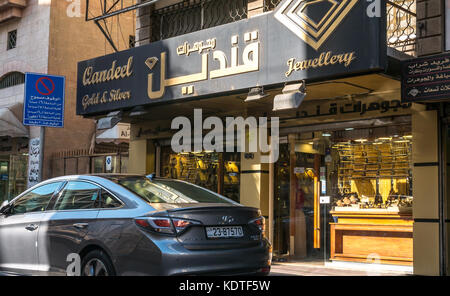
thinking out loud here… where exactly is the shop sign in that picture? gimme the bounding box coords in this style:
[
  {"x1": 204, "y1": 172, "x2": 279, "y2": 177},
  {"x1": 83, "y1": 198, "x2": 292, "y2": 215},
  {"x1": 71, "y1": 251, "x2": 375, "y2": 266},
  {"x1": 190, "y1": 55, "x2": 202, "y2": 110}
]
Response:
[
  {"x1": 106, "y1": 156, "x2": 112, "y2": 172},
  {"x1": 320, "y1": 196, "x2": 331, "y2": 204},
  {"x1": 402, "y1": 53, "x2": 450, "y2": 102},
  {"x1": 320, "y1": 166, "x2": 326, "y2": 195},
  {"x1": 296, "y1": 98, "x2": 410, "y2": 119},
  {"x1": 77, "y1": 0, "x2": 386, "y2": 116},
  {"x1": 294, "y1": 167, "x2": 305, "y2": 174}
]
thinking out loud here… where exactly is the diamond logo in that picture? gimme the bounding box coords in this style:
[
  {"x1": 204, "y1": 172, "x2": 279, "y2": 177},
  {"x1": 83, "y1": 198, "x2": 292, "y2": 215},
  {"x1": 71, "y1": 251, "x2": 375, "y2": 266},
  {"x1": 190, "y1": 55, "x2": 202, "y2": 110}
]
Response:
[{"x1": 274, "y1": 0, "x2": 358, "y2": 50}]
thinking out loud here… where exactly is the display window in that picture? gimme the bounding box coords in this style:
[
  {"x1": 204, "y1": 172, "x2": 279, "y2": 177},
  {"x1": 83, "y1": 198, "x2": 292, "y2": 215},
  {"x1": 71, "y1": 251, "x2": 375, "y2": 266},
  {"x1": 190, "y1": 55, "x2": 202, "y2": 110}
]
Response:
[
  {"x1": 331, "y1": 136, "x2": 412, "y2": 211},
  {"x1": 160, "y1": 147, "x2": 241, "y2": 202},
  {"x1": 273, "y1": 123, "x2": 414, "y2": 267}
]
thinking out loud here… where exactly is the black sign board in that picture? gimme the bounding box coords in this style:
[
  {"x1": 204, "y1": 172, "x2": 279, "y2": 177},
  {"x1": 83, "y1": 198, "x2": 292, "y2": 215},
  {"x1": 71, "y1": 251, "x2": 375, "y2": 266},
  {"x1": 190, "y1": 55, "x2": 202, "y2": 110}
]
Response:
[
  {"x1": 402, "y1": 53, "x2": 450, "y2": 102},
  {"x1": 77, "y1": 0, "x2": 387, "y2": 116}
]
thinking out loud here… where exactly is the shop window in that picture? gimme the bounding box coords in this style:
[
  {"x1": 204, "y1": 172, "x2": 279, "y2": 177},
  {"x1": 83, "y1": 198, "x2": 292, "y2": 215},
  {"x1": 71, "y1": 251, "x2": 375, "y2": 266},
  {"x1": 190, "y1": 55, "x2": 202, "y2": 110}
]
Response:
[
  {"x1": 0, "y1": 161, "x2": 9, "y2": 203},
  {"x1": 150, "y1": 0, "x2": 248, "y2": 42},
  {"x1": 272, "y1": 128, "x2": 414, "y2": 265},
  {"x1": 331, "y1": 136, "x2": 412, "y2": 209},
  {"x1": 0, "y1": 72, "x2": 25, "y2": 90},
  {"x1": 160, "y1": 147, "x2": 241, "y2": 203},
  {"x1": 7, "y1": 30, "x2": 17, "y2": 50},
  {"x1": 223, "y1": 153, "x2": 240, "y2": 202}
]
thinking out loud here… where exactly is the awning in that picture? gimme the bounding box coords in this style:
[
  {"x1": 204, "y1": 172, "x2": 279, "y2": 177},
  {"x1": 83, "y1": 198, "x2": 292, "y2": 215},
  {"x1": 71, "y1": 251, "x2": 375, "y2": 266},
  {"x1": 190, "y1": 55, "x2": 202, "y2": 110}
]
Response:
[
  {"x1": 96, "y1": 122, "x2": 130, "y2": 144},
  {"x1": 0, "y1": 103, "x2": 28, "y2": 138}
]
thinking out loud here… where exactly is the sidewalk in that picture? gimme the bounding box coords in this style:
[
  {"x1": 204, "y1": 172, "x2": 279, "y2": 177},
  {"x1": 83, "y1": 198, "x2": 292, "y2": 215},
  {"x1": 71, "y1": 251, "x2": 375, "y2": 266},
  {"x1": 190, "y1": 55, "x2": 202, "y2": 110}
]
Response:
[{"x1": 269, "y1": 260, "x2": 412, "y2": 276}]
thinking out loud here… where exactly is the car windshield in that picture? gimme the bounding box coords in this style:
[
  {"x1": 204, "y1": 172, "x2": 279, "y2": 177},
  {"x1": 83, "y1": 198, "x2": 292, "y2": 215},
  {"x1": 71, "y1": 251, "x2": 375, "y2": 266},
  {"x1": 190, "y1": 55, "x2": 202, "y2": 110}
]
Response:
[{"x1": 112, "y1": 176, "x2": 233, "y2": 204}]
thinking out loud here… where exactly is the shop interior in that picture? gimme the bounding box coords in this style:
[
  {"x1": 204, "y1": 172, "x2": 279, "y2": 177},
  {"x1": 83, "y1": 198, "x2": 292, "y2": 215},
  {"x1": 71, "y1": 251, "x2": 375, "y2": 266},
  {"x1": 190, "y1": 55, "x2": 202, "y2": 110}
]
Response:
[
  {"x1": 273, "y1": 122, "x2": 413, "y2": 265},
  {"x1": 0, "y1": 137, "x2": 28, "y2": 203},
  {"x1": 160, "y1": 147, "x2": 241, "y2": 202}
]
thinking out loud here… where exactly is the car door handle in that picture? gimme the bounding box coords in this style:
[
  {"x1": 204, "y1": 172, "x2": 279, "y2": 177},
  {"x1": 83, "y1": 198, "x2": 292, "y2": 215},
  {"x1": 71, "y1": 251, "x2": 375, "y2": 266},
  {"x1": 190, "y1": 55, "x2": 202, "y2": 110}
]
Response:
[
  {"x1": 25, "y1": 224, "x2": 39, "y2": 231},
  {"x1": 73, "y1": 223, "x2": 89, "y2": 229}
]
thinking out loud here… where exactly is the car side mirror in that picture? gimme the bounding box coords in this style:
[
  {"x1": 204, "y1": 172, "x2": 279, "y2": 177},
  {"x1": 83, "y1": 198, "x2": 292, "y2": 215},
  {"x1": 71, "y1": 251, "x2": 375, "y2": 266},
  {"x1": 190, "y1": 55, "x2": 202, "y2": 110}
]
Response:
[{"x1": 0, "y1": 200, "x2": 10, "y2": 214}]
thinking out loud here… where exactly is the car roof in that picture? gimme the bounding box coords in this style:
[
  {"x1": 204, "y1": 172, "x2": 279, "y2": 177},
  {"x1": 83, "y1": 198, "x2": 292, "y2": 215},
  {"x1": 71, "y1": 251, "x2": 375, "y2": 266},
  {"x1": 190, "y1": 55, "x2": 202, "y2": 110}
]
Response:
[{"x1": 43, "y1": 174, "x2": 170, "y2": 183}]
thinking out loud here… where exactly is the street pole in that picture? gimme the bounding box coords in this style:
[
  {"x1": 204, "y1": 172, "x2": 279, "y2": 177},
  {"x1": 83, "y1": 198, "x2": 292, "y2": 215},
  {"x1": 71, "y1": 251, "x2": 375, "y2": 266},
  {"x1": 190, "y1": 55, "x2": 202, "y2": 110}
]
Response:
[{"x1": 39, "y1": 126, "x2": 45, "y2": 183}]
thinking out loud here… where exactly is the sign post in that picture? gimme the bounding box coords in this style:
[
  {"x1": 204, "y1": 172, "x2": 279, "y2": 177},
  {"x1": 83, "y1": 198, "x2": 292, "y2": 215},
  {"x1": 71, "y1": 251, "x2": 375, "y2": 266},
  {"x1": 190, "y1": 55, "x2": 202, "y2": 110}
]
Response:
[{"x1": 23, "y1": 73, "x2": 65, "y2": 187}]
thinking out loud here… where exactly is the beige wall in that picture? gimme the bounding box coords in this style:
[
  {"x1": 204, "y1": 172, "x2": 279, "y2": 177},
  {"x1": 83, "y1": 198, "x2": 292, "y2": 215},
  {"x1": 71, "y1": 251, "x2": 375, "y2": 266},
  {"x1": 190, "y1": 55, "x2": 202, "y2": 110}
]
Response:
[
  {"x1": 412, "y1": 108, "x2": 440, "y2": 275},
  {"x1": 43, "y1": 0, "x2": 135, "y2": 179},
  {"x1": 240, "y1": 151, "x2": 269, "y2": 215}
]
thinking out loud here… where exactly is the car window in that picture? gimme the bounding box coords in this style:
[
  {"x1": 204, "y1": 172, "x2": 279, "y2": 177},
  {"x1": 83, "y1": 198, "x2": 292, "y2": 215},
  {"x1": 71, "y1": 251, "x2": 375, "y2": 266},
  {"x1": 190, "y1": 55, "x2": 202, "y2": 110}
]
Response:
[
  {"x1": 111, "y1": 176, "x2": 234, "y2": 204},
  {"x1": 54, "y1": 181, "x2": 101, "y2": 210},
  {"x1": 100, "y1": 190, "x2": 122, "y2": 208},
  {"x1": 11, "y1": 182, "x2": 64, "y2": 215}
]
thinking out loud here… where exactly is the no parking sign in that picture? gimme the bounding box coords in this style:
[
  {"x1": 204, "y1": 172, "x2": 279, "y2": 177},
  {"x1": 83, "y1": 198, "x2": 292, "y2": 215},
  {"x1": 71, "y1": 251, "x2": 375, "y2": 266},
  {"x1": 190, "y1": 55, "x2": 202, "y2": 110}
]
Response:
[{"x1": 23, "y1": 73, "x2": 65, "y2": 128}]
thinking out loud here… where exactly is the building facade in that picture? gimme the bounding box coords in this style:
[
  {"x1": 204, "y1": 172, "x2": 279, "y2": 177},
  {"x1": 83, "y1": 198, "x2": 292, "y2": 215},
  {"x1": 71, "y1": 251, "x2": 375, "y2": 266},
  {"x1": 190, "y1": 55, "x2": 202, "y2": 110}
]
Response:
[
  {"x1": 0, "y1": 0, "x2": 134, "y2": 202},
  {"x1": 75, "y1": 0, "x2": 450, "y2": 275}
]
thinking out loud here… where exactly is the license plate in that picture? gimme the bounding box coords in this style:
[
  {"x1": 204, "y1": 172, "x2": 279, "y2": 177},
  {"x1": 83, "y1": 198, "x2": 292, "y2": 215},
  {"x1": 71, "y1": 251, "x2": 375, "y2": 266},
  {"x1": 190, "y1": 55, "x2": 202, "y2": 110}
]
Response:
[{"x1": 206, "y1": 226, "x2": 244, "y2": 238}]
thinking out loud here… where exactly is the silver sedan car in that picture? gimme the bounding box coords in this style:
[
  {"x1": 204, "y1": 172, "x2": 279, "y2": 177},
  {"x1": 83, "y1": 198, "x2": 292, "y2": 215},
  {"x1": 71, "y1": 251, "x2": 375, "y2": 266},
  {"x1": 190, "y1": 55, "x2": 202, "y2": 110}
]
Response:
[{"x1": 0, "y1": 174, "x2": 272, "y2": 276}]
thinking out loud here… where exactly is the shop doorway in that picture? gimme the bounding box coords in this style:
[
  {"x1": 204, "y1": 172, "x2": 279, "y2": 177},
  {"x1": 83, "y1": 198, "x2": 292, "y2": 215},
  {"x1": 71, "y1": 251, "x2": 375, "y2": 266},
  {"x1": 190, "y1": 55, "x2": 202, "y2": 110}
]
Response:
[
  {"x1": 0, "y1": 159, "x2": 9, "y2": 202},
  {"x1": 273, "y1": 142, "x2": 328, "y2": 261}
]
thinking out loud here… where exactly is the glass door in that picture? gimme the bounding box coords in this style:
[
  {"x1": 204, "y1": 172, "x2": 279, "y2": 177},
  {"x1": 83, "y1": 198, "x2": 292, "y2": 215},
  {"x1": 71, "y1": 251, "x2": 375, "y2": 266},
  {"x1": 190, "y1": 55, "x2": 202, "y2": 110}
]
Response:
[
  {"x1": 273, "y1": 143, "x2": 290, "y2": 258},
  {"x1": 294, "y1": 152, "x2": 322, "y2": 260}
]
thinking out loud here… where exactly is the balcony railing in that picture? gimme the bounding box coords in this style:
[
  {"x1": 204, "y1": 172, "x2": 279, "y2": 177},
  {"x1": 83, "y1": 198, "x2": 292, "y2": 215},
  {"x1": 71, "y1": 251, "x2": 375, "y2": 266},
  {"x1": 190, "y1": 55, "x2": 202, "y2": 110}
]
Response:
[
  {"x1": 150, "y1": 0, "x2": 248, "y2": 42},
  {"x1": 387, "y1": 0, "x2": 416, "y2": 56},
  {"x1": 263, "y1": 0, "x2": 417, "y2": 56}
]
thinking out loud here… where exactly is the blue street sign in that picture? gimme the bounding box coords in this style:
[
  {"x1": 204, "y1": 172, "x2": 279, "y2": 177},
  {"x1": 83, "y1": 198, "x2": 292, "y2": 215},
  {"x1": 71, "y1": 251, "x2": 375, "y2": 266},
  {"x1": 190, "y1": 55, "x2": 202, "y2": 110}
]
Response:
[{"x1": 23, "y1": 73, "x2": 65, "y2": 128}]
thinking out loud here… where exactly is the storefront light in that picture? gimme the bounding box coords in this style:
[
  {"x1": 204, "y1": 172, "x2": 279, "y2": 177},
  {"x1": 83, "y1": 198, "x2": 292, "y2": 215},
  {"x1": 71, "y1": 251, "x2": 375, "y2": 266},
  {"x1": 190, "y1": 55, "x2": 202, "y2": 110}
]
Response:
[
  {"x1": 355, "y1": 139, "x2": 367, "y2": 142},
  {"x1": 377, "y1": 137, "x2": 392, "y2": 141},
  {"x1": 322, "y1": 133, "x2": 331, "y2": 137},
  {"x1": 245, "y1": 86, "x2": 269, "y2": 102},
  {"x1": 97, "y1": 111, "x2": 122, "y2": 130},
  {"x1": 345, "y1": 128, "x2": 354, "y2": 131},
  {"x1": 273, "y1": 81, "x2": 306, "y2": 111},
  {"x1": 394, "y1": 140, "x2": 410, "y2": 143}
]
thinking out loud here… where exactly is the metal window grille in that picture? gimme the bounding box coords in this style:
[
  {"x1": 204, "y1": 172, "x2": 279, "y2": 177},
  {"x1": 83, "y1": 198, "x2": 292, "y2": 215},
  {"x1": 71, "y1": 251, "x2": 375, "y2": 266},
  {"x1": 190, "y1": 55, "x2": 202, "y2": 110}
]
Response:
[
  {"x1": 150, "y1": 0, "x2": 248, "y2": 42},
  {"x1": 129, "y1": 35, "x2": 136, "y2": 48},
  {"x1": 263, "y1": 0, "x2": 282, "y2": 12},
  {"x1": 387, "y1": 0, "x2": 416, "y2": 56},
  {"x1": 7, "y1": 30, "x2": 17, "y2": 50},
  {"x1": 0, "y1": 72, "x2": 25, "y2": 90}
]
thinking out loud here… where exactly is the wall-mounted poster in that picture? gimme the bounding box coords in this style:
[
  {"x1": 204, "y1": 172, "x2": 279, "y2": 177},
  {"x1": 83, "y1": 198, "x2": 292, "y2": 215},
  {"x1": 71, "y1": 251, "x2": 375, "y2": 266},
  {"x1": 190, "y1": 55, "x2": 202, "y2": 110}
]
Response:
[{"x1": 27, "y1": 137, "x2": 40, "y2": 188}]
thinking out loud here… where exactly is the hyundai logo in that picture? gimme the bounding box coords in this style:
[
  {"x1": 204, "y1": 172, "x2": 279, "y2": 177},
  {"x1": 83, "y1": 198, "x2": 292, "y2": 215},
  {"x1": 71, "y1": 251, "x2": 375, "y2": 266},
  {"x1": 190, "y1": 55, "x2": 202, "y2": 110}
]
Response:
[{"x1": 220, "y1": 216, "x2": 235, "y2": 224}]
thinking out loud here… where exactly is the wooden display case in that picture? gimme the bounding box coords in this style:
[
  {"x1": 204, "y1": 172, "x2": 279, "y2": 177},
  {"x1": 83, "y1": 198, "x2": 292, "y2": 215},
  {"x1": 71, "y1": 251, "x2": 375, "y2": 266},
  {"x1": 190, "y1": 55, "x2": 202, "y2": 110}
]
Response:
[{"x1": 329, "y1": 209, "x2": 413, "y2": 266}]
